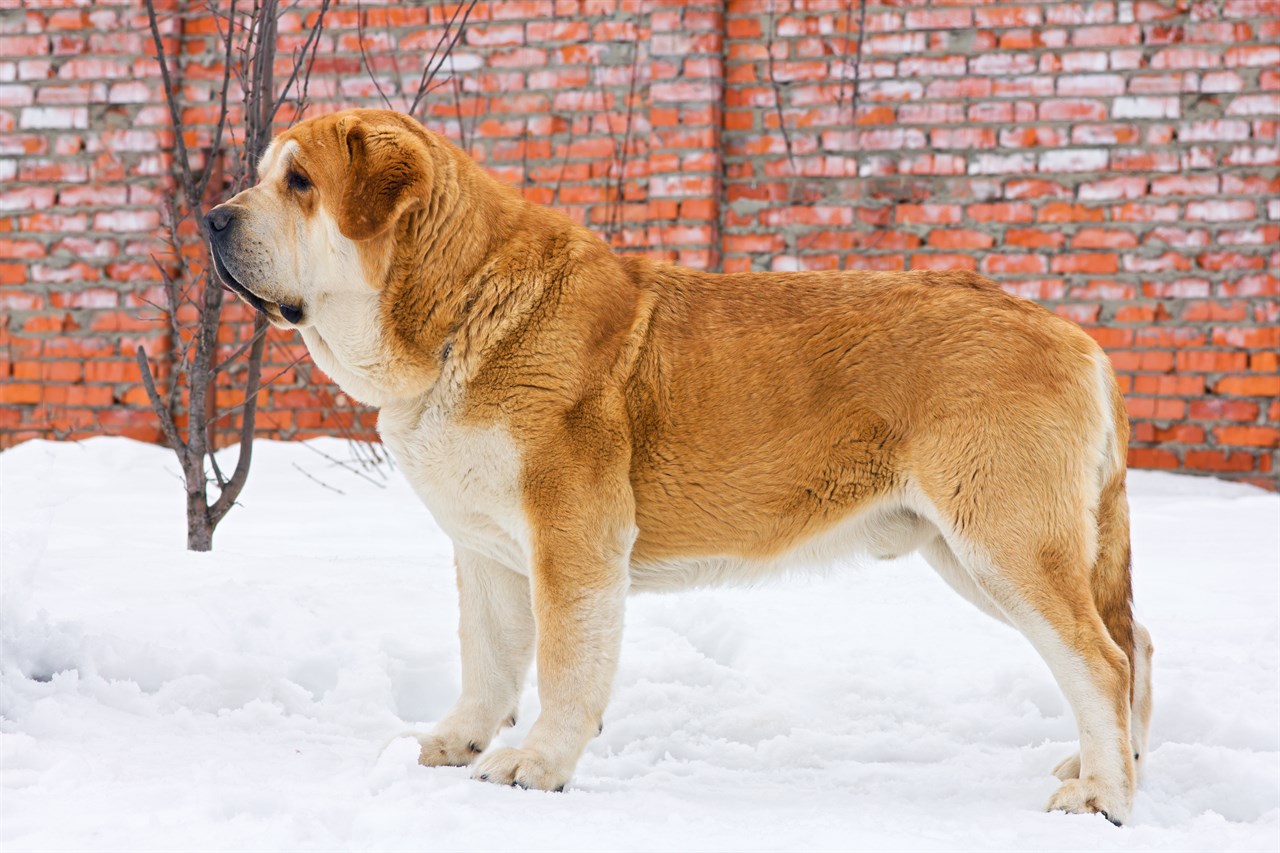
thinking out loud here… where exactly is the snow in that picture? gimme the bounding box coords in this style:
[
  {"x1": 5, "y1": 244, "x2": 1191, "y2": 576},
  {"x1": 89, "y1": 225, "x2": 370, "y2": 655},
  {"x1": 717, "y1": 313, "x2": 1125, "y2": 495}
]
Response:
[{"x1": 2, "y1": 436, "x2": 1277, "y2": 852}]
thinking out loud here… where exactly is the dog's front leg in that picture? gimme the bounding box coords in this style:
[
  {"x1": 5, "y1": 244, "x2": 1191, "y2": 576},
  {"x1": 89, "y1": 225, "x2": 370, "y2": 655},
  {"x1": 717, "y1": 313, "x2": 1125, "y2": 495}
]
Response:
[
  {"x1": 418, "y1": 548, "x2": 535, "y2": 767},
  {"x1": 472, "y1": 455, "x2": 633, "y2": 792}
]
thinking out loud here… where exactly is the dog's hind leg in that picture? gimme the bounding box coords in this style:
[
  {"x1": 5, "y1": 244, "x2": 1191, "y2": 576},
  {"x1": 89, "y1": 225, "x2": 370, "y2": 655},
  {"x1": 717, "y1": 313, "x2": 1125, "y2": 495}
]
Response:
[
  {"x1": 945, "y1": 528, "x2": 1135, "y2": 824},
  {"x1": 1054, "y1": 465, "x2": 1154, "y2": 783},
  {"x1": 920, "y1": 534, "x2": 1010, "y2": 626},
  {"x1": 914, "y1": 409, "x2": 1137, "y2": 822},
  {"x1": 923, "y1": 517, "x2": 1135, "y2": 823},
  {"x1": 1056, "y1": 621, "x2": 1152, "y2": 781}
]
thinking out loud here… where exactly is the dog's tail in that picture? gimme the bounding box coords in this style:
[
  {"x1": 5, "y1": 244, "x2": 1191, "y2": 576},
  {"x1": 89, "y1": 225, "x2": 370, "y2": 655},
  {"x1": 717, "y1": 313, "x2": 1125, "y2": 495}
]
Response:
[{"x1": 1089, "y1": 357, "x2": 1135, "y2": 697}]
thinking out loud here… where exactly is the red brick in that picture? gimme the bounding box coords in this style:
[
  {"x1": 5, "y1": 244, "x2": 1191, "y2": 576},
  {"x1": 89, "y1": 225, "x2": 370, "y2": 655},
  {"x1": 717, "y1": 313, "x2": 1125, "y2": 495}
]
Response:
[
  {"x1": 982, "y1": 254, "x2": 1048, "y2": 275},
  {"x1": 1215, "y1": 426, "x2": 1280, "y2": 448},
  {"x1": 895, "y1": 204, "x2": 962, "y2": 225},
  {"x1": 967, "y1": 203, "x2": 1034, "y2": 224},
  {"x1": 1128, "y1": 448, "x2": 1180, "y2": 470},
  {"x1": 1217, "y1": 376, "x2": 1280, "y2": 397},
  {"x1": 1152, "y1": 424, "x2": 1206, "y2": 444},
  {"x1": 904, "y1": 8, "x2": 972, "y2": 29},
  {"x1": 1055, "y1": 303, "x2": 1103, "y2": 324},
  {"x1": 1134, "y1": 375, "x2": 1204, "y2": 396},
  {"x1": 1073, "y1": 228, "x2": 1139, "y2": 248},
  {"x1": 1183, "y1": 301, "x2": 1250, "y2": 322},
  {"x1": 927, "y1": 230, "x2": 994, "y2": 250},
  {"x1": 1176, "y1": 351, "x2": 1250, "y2": 372},
  {"x1": 1185, "y1": 450, "x2": 1258, "y2": 472},
  {"x1": 1051, "y1": 253, "x2": 1119, "y2": 274},
  {"x1": 909, "y1": 253, "x2": 977, "y2": 272},
  {"x1": 1005, "y1": 229, "x2": 1065, "y2": 249},
  {"x1": 1039, "y1": 203, "x2": 1106, "y2": 223},
  {"x1": 1187, "y1": 199, "x2": 1257, "y2": 221},
  {"x1": 0, "y1": 382, "x2": 41, "y2": 404}
]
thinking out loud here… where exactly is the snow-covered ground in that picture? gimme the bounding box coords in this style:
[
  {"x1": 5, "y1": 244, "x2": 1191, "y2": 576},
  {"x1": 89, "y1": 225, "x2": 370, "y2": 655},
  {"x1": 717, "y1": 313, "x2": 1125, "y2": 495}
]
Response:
[{"x1": 2, "y1": 437, "x2": 1277, "y2": 852}]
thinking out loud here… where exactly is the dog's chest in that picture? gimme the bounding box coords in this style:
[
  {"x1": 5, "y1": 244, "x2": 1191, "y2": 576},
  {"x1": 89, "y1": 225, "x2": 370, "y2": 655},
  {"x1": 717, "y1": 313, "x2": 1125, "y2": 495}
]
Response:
[{"x1": 380, "y1": 399, "x2": 531, "y2": 573}]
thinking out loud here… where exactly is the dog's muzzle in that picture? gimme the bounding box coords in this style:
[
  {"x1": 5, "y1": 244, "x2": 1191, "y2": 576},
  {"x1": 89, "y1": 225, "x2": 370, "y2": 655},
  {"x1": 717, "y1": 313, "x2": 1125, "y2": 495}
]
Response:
[{"x1": 204, "y1": 205, "x2": 303, "y2": 325}]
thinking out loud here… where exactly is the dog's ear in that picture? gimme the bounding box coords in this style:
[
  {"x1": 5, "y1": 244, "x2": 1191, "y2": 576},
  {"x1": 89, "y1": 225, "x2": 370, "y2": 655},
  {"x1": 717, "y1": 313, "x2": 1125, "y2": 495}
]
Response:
[{"x1": 335, "y1": 116, "x2": 428, "y2": 241}]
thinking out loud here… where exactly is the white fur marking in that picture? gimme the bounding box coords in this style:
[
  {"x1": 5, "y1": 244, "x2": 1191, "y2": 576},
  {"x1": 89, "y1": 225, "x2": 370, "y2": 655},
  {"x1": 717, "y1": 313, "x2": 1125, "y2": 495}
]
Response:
[
  {"x1": 630, "y1": 500, "x2": 933, "y2": 592},
  {"x1": 380, "y1": 393, "x2": 532, "y2": 576},
  {"x1": 257, "y1": 139, "x2": 297, "y2": 182}
]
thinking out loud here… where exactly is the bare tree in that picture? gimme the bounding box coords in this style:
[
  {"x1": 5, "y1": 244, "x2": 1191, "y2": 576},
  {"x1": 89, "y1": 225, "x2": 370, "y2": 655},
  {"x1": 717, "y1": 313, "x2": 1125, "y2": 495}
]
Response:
[{"x1": 136, "y1": 0, "x2": 329, "y2": 551}]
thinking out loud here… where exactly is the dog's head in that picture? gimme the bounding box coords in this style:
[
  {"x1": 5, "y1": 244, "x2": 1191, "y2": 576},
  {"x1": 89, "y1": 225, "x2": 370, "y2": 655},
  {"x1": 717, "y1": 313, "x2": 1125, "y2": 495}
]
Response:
[{"x1": 204, "y1": 109, "x2": 433, "y2": 329}]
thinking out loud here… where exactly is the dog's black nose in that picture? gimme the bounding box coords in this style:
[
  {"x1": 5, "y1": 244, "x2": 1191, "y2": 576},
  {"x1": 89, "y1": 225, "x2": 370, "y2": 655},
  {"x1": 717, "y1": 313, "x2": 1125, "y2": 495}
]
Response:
[{"x1": 205, "y1": 207, "x2": 234, "y2": 233}]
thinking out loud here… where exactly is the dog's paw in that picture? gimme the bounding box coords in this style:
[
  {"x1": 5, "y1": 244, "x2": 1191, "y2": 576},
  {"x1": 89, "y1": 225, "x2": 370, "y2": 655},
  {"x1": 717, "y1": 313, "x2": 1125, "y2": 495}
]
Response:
[
  {"x1": 1046, "y1": 778, "x2": 1131, "y2": 826},
  {"x1": 417, "y1": 729, "x2": 487, "y2": 768},
  {"x1": 1052, "y1": 751, "x2": 1081, "y2": 781},
  {"x1": 471, "y1": 747, "x2": 570, "y2": 792}
]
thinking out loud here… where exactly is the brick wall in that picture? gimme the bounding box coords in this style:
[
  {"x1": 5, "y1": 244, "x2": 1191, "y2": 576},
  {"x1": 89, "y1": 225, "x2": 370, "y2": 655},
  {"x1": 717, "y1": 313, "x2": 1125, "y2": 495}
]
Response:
[{"x1": 1, "y1": 0, "x2": 1277, "y2": 488}]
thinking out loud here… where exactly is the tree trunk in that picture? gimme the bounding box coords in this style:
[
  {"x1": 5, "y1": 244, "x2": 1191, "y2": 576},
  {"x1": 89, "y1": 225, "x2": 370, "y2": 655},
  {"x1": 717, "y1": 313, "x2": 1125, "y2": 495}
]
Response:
[{"x1": 186, "y1": 478, "x2": 213, "y2": 551}]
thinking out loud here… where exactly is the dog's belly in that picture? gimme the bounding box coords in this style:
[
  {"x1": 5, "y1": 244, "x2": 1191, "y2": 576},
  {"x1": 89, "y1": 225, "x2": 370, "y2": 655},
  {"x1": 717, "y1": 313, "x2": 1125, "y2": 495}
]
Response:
[
  {"x1": 628, "y1": 499, "x2": 936, "y2": 592},
  {"x1": 378, "y1": 395, "x2": 935, "y2": 590},
  {"x1": 379, "y1": 399, "x2": 532, "y2": 574}
]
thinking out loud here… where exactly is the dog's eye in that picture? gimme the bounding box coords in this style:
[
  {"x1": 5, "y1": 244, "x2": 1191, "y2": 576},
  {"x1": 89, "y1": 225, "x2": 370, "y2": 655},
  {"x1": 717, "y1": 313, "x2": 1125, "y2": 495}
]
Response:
[{"x1": 286, "y1": 170, "x2": 311, "y2": 193}]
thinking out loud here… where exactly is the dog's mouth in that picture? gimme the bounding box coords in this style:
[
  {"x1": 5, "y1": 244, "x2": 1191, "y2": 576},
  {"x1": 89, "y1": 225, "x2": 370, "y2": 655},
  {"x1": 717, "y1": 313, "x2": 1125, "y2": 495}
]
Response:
[{"x1": 209, "y1": 244, "x2": 303, "y2": 325}]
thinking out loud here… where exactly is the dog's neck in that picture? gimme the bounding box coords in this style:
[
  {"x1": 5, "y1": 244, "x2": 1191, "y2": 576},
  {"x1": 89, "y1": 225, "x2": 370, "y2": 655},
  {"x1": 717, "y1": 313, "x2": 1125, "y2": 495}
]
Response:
[
  {"x1": 298, "y1": 139, "x2": 652, "y2": 416},
  {"x1": 300, "y1": 147, "x2": 533, "y2": 409}
]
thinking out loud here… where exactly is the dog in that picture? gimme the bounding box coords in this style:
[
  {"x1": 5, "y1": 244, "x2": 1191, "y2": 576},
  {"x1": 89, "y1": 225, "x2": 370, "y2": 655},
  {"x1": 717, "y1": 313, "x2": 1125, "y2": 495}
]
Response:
[{"x1": 207, "y1": 108, "x2": 1153, "y2": 823}]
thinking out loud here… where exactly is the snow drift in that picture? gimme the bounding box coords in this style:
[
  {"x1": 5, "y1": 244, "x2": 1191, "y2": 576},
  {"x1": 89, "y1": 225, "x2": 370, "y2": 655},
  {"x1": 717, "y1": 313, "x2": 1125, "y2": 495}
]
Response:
[{"x1": 1, "y1": 437, "x2": 1276, "y2": 851}]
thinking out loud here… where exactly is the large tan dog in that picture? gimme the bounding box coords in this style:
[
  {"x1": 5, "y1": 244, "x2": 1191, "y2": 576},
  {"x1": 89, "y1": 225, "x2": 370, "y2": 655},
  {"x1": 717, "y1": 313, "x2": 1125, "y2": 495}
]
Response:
[{"x1": 207, "y1": 109, "x2": 1153, "y2": 823}]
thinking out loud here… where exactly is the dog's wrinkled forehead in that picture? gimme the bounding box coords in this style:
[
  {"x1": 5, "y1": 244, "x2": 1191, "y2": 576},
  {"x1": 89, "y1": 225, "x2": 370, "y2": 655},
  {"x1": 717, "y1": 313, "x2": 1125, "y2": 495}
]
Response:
[{"x1": 257, "y1": 138, "x2": 299, "y2": 183}]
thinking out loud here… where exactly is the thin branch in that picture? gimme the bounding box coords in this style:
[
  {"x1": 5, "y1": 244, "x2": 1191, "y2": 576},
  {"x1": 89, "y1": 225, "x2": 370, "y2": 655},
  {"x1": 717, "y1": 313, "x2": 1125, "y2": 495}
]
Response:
[
  {"x1": 407, "y1": 0, "x2": 479, "y2": 120},
  {"x1": 212, "y1": 320, "x2": 269, "y2": 374},
  {"x1": 144, "y1": 0, "x2": 200, "y2": 216},
  {"x1": 291, "y1": 461, "x2": 347, "y2": 495},
  {"x1": 196, "y1": 0, "x2": 238, "y2": 199},
  {"x1": 143, "y1": 253, "x2": 194, "y2": 416},
  {"x1": 253, "y1": 0, "x2": 277, "y2": 152},
  {"x1": 209, "y1": 314, "x2": 269, "y2": 524},
  {"x1": 152, "y1": 254, "x2": 186, "y2": 345},
  {"x1": 606, "y1": 34, "x2": 640, "y2": 243},
  {"x1": 847, "y1": 0, "x2": 867, "y2": 128},
  {"x1": 520, "y1": 117, "x2": 529, "y2": 188},
  {"x1": 291, "y1": 40, "x2": 320, "y2": 123},
  {"x1": 210, "y1": 349, "x2": 306, "y2": 425},
  {"x1": 302, "y1": 371, "x2": 391, "y2": 478},
  {"x1": 287, "y1": 0, "x2": 330, "y2": 125},
  {"x1": 186, "y1": 248, "x2": 225, "y2": 463},
  {"x1": 209, "y1": 442, "x2": 228, "y2": 488},
  {"x1": 451, "y1": 73, "x2": 471, "y2": 153},
  {"x1": 266, "y1": 0, "x2": 332, "y2": 127},
  {"x1": 135, "y1": 344, "x2": 187, "y2": 456},
  {"x1": 552, "y1": 114, "x2": 576, "y2": 207},
  {"x1": 299, "y1": 441, "x2": 389, "y2": 489},
  {"x1": 356, "y1": 0, "x2": 397, "y2": 111},
  {"x1": 766, "y1": 0, "x2": 799, "y2": 179}
]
